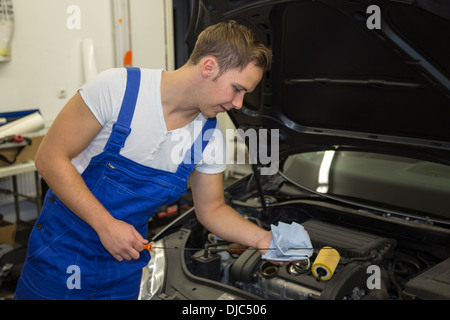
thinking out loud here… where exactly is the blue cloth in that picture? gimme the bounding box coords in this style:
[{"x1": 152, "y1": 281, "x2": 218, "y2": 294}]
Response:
[
  {"x1": 15, "y1": 67, "x2": 217, "y2": 300},
  {"x1": 262, "y1": 222, "x2": 313, "y2": 261}
]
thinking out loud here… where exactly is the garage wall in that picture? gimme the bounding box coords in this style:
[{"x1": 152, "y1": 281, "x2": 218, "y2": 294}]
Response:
[
  {"x1": 0, "y1": 0, "x2": 173, "y2": 122},
  {"x1": 0, "y1": 0, "x2": 174, "y2": 210}
]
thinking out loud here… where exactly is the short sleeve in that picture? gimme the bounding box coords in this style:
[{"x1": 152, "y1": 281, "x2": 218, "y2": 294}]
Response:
[{"x1": 78, "y1": 68, "x2": 127, "y2": 126}]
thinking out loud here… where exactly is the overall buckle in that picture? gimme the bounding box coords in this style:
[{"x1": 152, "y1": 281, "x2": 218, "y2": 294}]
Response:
[{"x1": 110, "y1": 123, "x2": 131, "y2": 147}]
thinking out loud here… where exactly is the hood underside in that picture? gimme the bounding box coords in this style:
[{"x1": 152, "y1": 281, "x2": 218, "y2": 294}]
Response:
[{"x1": 186, "y1": 0, "x2": 450, "y2": 163}]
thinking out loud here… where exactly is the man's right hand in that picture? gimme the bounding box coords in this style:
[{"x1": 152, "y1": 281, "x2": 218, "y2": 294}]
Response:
[{"x1": 97, "y1": 218, "x2": 148, "y2": 261}]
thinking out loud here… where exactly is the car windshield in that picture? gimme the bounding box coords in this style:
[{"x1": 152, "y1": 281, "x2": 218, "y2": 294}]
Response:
[{"x1": 282, "y1": 150, "x2": 450, "y2": 222}]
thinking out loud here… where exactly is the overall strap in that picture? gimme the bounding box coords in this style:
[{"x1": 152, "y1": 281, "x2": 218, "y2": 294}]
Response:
[
  {"x1": 104, "y1": 67, "x2": 141, "y2": 153},
  {"x1": 176, "y1": 117, "x2": 218, "y2": 177}
]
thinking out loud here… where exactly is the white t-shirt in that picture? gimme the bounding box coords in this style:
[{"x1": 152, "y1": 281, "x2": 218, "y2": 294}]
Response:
[{"x1": 73, "y1": 68, "x2": 226, "y2": 175}]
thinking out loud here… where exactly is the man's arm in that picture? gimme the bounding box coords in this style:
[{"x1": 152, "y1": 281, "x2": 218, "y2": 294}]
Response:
[
  {"x1": 34, "y1": 92, "x2": 147, "y2": 261},
  {"x1": 190, "y1": 169, "x2": 273, "y2": 254}
]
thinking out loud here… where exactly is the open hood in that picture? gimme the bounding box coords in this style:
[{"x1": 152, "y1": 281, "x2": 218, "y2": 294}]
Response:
[{"x1": 186, "y1": 0, "x2": 450, "y2": 164}]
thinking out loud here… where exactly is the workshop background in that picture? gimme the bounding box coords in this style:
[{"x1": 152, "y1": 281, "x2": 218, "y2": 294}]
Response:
[{"x1": 0, "y1": 0, "x2": 249, "y2": 299}]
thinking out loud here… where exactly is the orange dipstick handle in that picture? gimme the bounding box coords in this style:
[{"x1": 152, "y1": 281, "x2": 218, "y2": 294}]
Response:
[{"x1": 143, "y1": 243, "x2": 155, "y2": 251}]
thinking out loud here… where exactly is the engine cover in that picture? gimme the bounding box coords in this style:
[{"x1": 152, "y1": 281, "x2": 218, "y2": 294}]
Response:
[{"x1": 302, "y1": 220, "x2": 396, "y2": 259}]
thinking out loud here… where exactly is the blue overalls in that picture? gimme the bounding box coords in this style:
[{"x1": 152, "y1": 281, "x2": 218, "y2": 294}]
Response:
[{"x1": 15, "y1": 67, "x2": 217, "y2": 300}]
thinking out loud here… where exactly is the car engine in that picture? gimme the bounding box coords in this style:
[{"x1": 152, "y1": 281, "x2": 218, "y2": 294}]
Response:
[
  {"x1": 186, "y1": 218, "x2": 395, "y2": 300},
  {"x1": 152, "y1": 172, "x2": 450, "y2": 301},
  {"x1": 182, "y1": 197, "x2": 450, "y2": 300},
  {"x1": 225, "y1": 219, "x2": 396, "y2": 300}
]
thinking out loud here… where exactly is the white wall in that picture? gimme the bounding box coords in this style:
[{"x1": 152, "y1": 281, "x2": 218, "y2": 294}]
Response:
[
  {"x1": 0, "y1": 0, "x2": 172, "y2": 122},
  {"x1": 0, "y1": 0, "x2": 174, "y2": 215},
  {"x1": 130, "y1": 0, "x2": 174, "y2": 71}
]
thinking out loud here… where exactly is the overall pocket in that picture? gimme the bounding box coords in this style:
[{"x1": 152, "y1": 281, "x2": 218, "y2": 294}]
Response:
[
  {"x1": 27, "y1": 201, "x2": 75, "y2": 261},
  {"x1": 92, "y1": 175, "x2": 172, "y2": 226}
]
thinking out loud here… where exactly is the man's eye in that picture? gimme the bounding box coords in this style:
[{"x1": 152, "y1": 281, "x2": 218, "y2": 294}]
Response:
[{"x1": 233, "y1": 86, "x2": 241, "y2": 93}]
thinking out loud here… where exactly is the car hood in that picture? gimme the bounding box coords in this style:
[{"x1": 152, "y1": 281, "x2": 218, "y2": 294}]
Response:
[{"x1": 186, "y1": 0, "x2": 450, "y2": 164}]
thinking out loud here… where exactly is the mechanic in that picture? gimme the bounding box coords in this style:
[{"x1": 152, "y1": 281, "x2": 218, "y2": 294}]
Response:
[{"x1": 14, "y1": 20, "x2": 274, "y2": 299}]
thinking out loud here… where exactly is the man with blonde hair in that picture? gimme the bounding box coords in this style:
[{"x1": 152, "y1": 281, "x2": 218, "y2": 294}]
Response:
[{"x1": 15, "y1": 20, "x2": 274, "y2": 299}]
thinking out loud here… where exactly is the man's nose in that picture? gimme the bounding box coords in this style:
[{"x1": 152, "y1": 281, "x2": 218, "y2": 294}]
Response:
[{"x1": 232, "y1": 94, "x2": 244, "y2": 110}]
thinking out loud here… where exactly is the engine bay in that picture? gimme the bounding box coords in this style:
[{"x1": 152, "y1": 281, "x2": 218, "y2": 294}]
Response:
[
  {"x1": 182, "y1": 205, "x2": 449, "y2": 300},
  {"x1": 177, "y1": 175, "x2": 450, "y2": 300},
  {"x1": 223, "y1": 219, "x2": 397, "y2": 300},
  {"x1": 149, "y1": 172, "x2": 450, "y2": 301}
]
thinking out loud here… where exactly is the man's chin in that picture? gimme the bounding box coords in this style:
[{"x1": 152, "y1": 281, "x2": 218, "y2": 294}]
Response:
[{"x1": 201, "y1": 109, "x2": 222, "y2": 119}]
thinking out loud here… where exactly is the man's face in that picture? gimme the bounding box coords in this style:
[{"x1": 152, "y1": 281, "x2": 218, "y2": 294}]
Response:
[{"x1": 199, "y1": 62, "x2": 264, "y2": 118}]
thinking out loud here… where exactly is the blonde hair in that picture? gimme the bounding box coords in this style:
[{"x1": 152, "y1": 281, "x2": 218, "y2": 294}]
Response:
[{"x1": 188, "y1": 20, "x2": 272, "y2": 77}]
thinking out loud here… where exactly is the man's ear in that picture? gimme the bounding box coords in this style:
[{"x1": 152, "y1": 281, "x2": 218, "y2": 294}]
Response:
[{"x1": 201, "y1": 57, "x2": 218, "y2": 78}]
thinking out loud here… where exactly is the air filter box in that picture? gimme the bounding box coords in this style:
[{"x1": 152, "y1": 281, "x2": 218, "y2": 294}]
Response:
[{"x1": 404, "y1": 258, "x2": 450, "y2": 300}]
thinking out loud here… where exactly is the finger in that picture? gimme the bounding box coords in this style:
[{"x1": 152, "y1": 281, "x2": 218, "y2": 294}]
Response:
[
  {"x1": 126, "y1": 241, "x2": 142, "y2": 259},
  {"x1": 132, "y1": 246, "x2": 142, "y2": 259},
  {"x1": 131, "y1": 231, "x2": 148, "y2": 252},
  {"x1": 114, "y1": 249, "x2": 135, "y2": 261},
  {"x1": 122, "y1": 251, "x2": 135, "y2": 261},
  {"x1": 132, "y1": 228, "x2": 148, "y2": 243},
  {"x1": 113, "y1": 254, "x2": 124, "y2": 262}
]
